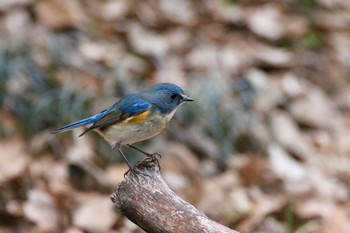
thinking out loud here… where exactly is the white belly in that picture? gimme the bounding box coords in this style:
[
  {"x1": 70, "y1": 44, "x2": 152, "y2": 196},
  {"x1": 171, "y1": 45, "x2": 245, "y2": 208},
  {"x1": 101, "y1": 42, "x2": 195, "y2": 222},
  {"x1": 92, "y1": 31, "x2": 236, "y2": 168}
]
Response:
[{"x1": 95, "y1": 109, "x2": 176, "y2": 148}]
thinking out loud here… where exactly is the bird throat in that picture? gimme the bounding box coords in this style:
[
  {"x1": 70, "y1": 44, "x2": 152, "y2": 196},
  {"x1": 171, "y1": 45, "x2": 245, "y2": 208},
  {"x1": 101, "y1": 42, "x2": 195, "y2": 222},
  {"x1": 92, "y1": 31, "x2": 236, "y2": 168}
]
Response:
[{"x1": 165, "y1": 107, "x2": 178, "y2": 123}]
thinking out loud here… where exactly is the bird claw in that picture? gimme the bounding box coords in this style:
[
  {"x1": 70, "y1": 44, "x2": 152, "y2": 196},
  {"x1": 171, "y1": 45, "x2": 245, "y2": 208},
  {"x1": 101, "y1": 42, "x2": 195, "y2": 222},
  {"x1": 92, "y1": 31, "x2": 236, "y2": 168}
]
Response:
[
  {"x1": 148, "y1": 153, "x2": 161, "y2": 171},
  {"x1": 123, "y1": 167, "x2": 132, "y2": 178},
  {"x1": 148, "y1": 152, "x2": 161, "y2": 160},
  {"x1": 123, "y1": 152, "x2": 162, "y2": 177},
  {"x1": 123, "y1": 165, "x2": 137, "y2": 177}
]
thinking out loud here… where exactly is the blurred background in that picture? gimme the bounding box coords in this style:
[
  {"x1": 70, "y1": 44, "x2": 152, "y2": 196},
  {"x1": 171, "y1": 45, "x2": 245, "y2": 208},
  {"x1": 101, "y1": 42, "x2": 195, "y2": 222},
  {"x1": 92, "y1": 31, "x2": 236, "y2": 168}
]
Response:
[{"x1": 1, "y1": 0, "x2": 350, "y2": 232}]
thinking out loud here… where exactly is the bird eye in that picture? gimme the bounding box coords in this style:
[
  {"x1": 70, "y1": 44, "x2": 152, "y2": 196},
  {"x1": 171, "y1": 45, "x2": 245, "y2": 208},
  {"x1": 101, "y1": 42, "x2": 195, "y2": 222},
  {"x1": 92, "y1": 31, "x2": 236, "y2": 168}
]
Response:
[{"x1": 170, "y1": 93, "x2": 177, "y2": 99}]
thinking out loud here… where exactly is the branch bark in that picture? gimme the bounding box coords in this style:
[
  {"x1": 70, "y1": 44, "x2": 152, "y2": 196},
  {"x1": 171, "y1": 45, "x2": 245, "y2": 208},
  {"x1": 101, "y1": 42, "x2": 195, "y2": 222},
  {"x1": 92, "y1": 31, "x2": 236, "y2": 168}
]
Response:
[{"x1": 110, "y1": 157, "x2": 239, "y2": 233}]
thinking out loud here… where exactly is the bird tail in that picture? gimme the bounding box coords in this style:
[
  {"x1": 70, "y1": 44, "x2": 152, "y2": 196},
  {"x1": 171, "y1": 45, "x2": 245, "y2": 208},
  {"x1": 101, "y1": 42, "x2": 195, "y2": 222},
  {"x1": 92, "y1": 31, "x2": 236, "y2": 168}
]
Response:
[{"x1": 52, "y1": 111, "x2": 106, "y2": 134}]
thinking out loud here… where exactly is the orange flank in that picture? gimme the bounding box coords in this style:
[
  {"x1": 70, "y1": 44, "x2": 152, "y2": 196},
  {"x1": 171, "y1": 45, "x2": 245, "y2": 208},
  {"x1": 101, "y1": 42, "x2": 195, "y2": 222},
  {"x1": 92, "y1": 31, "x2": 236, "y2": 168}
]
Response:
[{"x1": 124, "y1": 110, "x2": 150, "y2": 123}]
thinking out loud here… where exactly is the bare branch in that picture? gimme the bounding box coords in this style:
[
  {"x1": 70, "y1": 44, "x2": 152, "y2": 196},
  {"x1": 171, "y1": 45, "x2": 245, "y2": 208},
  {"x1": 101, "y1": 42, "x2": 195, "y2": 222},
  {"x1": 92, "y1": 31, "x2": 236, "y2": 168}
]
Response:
[{"x1": 111, "y1": 157, "x2": 239, "y2": 233}]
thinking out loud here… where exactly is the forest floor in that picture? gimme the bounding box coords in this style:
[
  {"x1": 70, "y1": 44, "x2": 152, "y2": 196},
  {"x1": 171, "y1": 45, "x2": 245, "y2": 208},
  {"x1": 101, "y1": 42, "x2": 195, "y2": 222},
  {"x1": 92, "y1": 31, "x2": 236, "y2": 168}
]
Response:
[{"x1": 1, "y1": 0, "x2": 350, "y2": 232}]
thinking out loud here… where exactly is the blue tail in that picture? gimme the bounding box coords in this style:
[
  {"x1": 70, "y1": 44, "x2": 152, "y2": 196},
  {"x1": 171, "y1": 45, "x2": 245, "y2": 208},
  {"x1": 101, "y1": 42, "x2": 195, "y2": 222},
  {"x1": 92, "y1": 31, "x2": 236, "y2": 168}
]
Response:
[{"x1": 52, "y1": 111, "x2": 106, "y2": 134}]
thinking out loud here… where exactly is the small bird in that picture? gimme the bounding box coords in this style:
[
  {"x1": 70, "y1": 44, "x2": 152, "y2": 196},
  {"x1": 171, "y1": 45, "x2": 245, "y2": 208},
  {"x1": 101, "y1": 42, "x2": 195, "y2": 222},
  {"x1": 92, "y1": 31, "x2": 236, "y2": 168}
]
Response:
[{"x1": 52, "y1": 83, "x2": 193, "y2": 169}]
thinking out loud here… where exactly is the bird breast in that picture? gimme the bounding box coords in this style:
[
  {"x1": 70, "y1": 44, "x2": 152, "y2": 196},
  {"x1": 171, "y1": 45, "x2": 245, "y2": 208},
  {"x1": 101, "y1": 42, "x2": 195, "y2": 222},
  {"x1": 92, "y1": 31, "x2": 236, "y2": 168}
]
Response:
[{"x1": 95, "y1": 109, "x2": 176, "y2": 147}]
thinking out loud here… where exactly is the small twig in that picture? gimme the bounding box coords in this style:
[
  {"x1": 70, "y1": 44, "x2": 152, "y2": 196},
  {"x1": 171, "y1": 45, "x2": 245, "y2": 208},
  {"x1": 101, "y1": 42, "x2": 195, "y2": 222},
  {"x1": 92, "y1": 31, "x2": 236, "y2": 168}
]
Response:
[{"x1": 110, "y1": 157, "x2": 239, "y2": 233}]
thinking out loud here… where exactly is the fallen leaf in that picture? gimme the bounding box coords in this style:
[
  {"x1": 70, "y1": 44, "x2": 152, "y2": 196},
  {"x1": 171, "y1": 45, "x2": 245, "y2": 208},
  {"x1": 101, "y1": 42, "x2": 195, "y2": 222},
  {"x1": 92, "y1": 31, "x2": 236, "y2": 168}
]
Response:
[
  {"x1": 268, "y1": 144, "x2": 306, "y2": 181},
  {"x1": 0, "y1": 139, "x2": 30, "y2": 184},
  {"x1": 289, "y1": 86, "x2": 339, "y2": 129},
  {"x1": 247, "y1": 5, "x2": 284, "y2": 40},
  {"x1": 23, "y1": 189, "x2": 60, "y2": 231},
  {"x1": 73, "y1": 194, "x2": 117, "y2": 232},
  {"x1": 34, "y1": 0, "x2": 80, "y2": 30}
]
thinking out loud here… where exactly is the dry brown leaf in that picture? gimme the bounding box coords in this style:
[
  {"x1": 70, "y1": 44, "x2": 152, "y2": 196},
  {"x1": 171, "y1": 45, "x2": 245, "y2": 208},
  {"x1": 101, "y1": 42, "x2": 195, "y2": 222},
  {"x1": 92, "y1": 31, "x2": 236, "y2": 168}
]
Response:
[
  {"x1": 214, "y1": 4, "x2": 244, "y2": 24},
  {"x1": 73, "y1": 194, "x2": 117, "y2": 232},
  {"x1": 0, "y1": 139, "x2": 30, "y2": 184},
  {"x1": 308, "y1": 169, "x2": 348, "y2": 201},
  {"x1": 270, "y1": 111, "x2": 315, "y2": 161},
  {"x1": 64, "y1": 227, "x2": 85, "y2": 233},
  {"x1": 29, "y1": 157, "x2": 71, "y2": 195},
  {"x1": 158, "y1": 0, "x2": 197, "y2": 25},
  {"x1": 105, "y1": 163, "x2": 129, "y2": 186},
  {"x1": 316, "y1": 0, "x2": 350, "y2": 9},
  {"x1": 128, "y1": 23, "x2": 168, "y2": 56},
  {"x1": 4, "y1": 9, "x2": 32, "y2": 46},
  {"x1": 219, "y1": 45, "x2": 251, "y2": 75},
  {"x1": 197, "y1": 170, "x2": 249, "y2": 223},
  {"x1": 297, "y1": 199, "x2": 350, "y2": 233},
  {"x1": 315, "y1": 11, "x2": 350, "y2": 30},
  {"x1": 0, "y1": 0, "x2": 31, "y2": 11},
  {"x1": 163, "y1": 143, "x2": 200, "y2": 175},
  {"x1": 23, "y1": 188, "x2": 60, "y2": 231},
  {"x1": 237, "y1": 190, "x2": 286, "y2": 233},
  {"x1": 245, "y1": 69, "x2": 284, "y2": 112},
  {"x1": 246, "y1": 5, "x2": 284, "y2": 40},
  {"x1": 78, "y1": 39, "x2": 125, "y2": 64},
  {"x1": 34, "y1": 0, "x2": 80, "y2": 30},
  {"x1": 154, "y1": 56, "x2": 186, "y2": 86},
  {"x1": 233, "y1": 156, "x2": 269, "y2": 187},
  {"x1": 289, "y1": 86, "x2": 339, "y2": 129},
  {"x1": 100, "y1": 0, "x2": 130, "y2": 21},
  {"x1": 186, "y1": 45, "x2": 217, "y2": 71},
  {"x1": 268, "y1": 144, "x2": 306, "y2": 182},
  {"x1": 280, "y1": 73, "x2": 304, "y2": 98},
  {"x1": 254, "y1": 45, "x2": 293, "y2": 67},
  {"x1": 329, "y1": 32, "x2": 350, "y2": 66},
  {"x1": 165, "y1": 28, "x2": 191, "y2": 52},
  {"x1": 66, "y1": 130, "x2": 94, "y2": 163}
]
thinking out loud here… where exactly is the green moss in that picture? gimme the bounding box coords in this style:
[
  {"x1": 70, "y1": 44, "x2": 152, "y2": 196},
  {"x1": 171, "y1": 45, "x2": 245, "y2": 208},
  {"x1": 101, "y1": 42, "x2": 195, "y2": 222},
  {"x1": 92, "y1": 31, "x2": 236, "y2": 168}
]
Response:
[
  {"x1": 298, "y1": 0, "x2": 317, "y2": 7},
  {"x1": 300, "y1": 31, "x2": 322, "y2": 49}
]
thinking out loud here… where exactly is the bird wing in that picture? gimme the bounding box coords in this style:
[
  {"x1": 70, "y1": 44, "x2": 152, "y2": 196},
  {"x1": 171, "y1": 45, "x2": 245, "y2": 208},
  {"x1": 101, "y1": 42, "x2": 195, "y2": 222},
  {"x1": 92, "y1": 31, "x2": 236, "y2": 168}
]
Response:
[
  {"x1": 51, "y1": 110, "x2": 108, "y2": 134},
  {"x1": 79, "y1": 95, "x2": 151, "y2": 136}
]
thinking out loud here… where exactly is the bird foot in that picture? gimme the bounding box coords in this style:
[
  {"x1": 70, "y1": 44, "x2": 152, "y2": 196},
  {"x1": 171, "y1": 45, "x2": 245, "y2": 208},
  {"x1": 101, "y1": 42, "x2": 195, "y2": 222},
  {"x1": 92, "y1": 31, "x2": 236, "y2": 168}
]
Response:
[
  {"x1": 147, "y1": 153, "x2": 161, "y2": 171},
  {"x1": 147, "y1": 152, "x2": 162, "y2": 160}
]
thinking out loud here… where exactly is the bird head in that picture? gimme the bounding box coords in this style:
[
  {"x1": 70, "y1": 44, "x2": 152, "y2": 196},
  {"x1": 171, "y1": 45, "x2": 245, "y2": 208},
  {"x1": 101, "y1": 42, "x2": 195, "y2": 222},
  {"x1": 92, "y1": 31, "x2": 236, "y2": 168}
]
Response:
[{"x1": 142, "y1": 83, "x2": 193, "y2": 114}]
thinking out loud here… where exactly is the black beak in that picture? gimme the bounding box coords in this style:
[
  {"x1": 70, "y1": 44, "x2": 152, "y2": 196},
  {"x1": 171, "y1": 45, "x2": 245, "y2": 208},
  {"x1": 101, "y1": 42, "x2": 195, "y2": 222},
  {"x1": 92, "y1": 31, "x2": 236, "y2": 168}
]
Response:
[{"x1": 181, "y1": 94, "x2": 194, "y2": 102}]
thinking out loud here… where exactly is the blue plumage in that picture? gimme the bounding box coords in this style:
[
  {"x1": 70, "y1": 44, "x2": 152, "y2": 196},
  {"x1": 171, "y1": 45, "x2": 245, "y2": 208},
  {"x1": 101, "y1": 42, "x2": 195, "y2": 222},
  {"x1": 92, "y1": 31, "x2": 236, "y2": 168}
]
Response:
[
  {"x1": 52, "y1": 110, "x2": 107, "y2": 133},
  {"x1": 52, "y1": 83, "x2": 193, "y2": 170},
  {"x1": 108, "y1": 94, "x2": 151, "y2": 116}
]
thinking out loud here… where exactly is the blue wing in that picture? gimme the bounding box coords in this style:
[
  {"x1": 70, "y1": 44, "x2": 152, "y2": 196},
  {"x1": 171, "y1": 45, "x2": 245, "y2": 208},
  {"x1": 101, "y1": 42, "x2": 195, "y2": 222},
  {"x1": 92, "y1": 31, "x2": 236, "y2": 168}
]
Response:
[
  {"x1": 52, "y1": 94, "x2": 151, "y2": 136},
  {"x1": 51, "y1": 110, "x2": 108, "y2": 134}
]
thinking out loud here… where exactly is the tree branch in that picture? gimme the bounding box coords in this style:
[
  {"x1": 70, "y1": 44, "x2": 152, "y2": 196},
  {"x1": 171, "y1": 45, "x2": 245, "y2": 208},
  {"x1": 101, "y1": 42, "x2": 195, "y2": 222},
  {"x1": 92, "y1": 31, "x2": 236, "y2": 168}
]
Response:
[{"x1": 110, "y1": 157, "x2": 239, "y2": 233}]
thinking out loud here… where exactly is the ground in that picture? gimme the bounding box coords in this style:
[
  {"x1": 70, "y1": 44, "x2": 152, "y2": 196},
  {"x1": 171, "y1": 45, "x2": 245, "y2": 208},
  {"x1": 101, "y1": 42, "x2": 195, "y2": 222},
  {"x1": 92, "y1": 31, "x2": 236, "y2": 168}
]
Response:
[{"x1": 1, "y1": 0, "x2": 350, "y2": 232}]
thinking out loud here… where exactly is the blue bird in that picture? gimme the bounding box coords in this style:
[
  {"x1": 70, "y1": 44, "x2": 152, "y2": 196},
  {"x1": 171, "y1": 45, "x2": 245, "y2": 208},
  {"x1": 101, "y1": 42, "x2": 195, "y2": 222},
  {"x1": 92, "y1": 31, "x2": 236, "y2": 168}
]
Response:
[{"x1": 52, "y1": 83, "x2": 194, "y2": 169}]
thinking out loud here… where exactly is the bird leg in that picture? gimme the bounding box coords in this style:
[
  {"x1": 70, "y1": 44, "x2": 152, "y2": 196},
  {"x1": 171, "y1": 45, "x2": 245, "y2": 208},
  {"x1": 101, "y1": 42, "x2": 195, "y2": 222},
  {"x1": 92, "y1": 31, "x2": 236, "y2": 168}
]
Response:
[
  {"x1": 127, "y1": 144, "x2": 161, "y2": 159},
  {"x1": 117, "y1": 144, "x2": 133, "y2": 170},
  {"x1": 127, "y1": 144, "x2": 161, "y2": 169}
]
